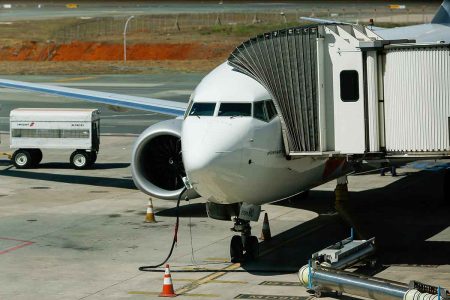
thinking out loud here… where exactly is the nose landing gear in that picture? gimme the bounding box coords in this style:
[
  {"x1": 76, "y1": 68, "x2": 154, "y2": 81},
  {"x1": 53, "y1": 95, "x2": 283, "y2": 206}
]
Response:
[{"x1": 230, "y1": 218, "x2": 259, "y2": 263}]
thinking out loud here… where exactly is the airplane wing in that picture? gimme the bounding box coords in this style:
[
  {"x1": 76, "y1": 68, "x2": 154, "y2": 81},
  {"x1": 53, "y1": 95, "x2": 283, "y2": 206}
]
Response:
[{"x1": 0, "y1": 78, "x2": 187, "y2": 116}]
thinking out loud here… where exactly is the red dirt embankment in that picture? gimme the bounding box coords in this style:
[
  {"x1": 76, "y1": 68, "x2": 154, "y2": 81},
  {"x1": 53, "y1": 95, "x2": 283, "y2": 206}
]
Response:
[{"x1": 0, "y1": 41, "x2": 233, "y2": 61}]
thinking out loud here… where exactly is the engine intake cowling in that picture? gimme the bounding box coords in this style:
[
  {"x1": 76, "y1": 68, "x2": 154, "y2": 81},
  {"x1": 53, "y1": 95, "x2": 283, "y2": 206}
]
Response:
[{"x1": 131, "y1": 118, "x2": 196, "y2": 200}]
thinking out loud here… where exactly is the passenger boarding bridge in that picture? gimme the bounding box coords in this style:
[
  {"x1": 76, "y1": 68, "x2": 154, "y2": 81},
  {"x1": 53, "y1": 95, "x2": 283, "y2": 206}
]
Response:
[{"x1": 228, "y1": 24, "x2": 450, "y2": 159}]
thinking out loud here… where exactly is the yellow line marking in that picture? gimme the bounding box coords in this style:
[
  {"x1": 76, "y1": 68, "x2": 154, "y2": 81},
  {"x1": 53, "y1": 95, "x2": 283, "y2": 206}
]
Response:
[
  {"x1": 177, "y1": 278, "x2": 247, "y2": 284},
  {"x1": 55, "y1": 76, "x2": 95, "y2": 82},
  {"x1": 204, "y1": 257, "x2": 229, "y2": 262},
  {"x1": 173, "y1": 278, "x2": 195, "y2": 282},
  {"x1": 210, "y1": 279, "x2": 247, "y2": 284},
  {"x1": 128, "y1": 291, "x2": 219, "y2": 297},
  {"x1": 175, "y1": 263, "x2": 241, "y2": 295},
  {"x1": 128, "y1": 291, "x2": 159, "y2": 295},
  {"x1": 183, "y1": 294, "x2": 219, "y2": 298}
]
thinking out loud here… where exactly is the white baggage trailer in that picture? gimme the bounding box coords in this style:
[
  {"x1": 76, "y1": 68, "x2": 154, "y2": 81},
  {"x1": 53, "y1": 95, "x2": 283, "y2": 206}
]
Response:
[{"x1": 10, "y1": 108, "x2": 100, "y2": 169}]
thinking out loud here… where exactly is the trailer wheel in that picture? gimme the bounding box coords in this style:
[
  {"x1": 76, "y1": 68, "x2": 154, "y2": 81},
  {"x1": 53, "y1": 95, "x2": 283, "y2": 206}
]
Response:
[
  {"x1": 70, "y1": 150, "x2": 90, "y2": 169},
  {"x1": 12, "y1": 149, "x2": 32, "y2": 169},
  {"x1": 30, "y1": 149, "x2": 43, "y2": 166}
]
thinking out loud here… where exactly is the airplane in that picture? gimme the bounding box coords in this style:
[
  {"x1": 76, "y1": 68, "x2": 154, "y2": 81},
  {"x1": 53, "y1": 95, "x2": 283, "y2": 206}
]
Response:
[{"x1": 0, "y1": 0, "x2": 449, "y2": 263}]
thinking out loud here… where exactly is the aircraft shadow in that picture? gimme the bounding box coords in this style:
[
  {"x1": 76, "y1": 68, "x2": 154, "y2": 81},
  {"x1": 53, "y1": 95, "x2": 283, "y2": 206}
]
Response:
[
  {"x1": 332, "y1": 169, "x2": 450, "y2": 266},
  {"x1": 156, "y1": 202, "x2": 208, "y2": 218},
  {"x1": 0, "y1": 169, "x2": 136, "y2": 189},
  {"x1": 244, "y1": 168, "x2": 450, "y2": 275}
]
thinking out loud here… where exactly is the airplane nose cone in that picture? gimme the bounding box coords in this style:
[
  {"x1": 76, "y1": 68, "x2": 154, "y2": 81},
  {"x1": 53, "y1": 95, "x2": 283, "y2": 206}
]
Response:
[
  {"x1": 181, "y1": 117, "x2": 252, "y2": 196},
  {"x1": 181, "y1": 118, "x2": 215, "y2": 173}
]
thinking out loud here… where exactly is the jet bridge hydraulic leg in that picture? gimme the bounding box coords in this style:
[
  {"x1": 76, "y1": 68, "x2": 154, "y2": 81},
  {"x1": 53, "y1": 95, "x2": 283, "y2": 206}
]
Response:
[{"x1": 335, "y1": 176, "x2": 349, "y2": 202}]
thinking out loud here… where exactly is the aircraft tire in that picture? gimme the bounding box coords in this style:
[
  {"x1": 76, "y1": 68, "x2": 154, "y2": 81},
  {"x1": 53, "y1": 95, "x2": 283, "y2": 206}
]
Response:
[
  {"x1": 230, "y1": 235, "x2": 244, "y2": 263},
  {"x1": 244, "y1": 235, "x2": 259, "y2": 260}
]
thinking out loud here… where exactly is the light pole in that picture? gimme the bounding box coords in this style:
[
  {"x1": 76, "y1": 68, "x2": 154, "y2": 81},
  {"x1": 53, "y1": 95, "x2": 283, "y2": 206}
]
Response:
[{"x1": 123, "y1": 15, "x2": 135, "y2": 63}]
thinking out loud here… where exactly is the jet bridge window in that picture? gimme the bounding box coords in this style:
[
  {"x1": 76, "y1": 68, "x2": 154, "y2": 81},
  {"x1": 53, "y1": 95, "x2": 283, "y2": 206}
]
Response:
[
  {"x1": 188, "y1": 102, "x2": 216, "y2": 117},
  {"x1": 254, "y1": 100, "x2": 277, "y2": 122},
  {"x1": 218, "y1": 103, "x2": 251, "y2": 117},
  {"x1": 340, "y1": 70, "x2": 359, "y2": 102}
]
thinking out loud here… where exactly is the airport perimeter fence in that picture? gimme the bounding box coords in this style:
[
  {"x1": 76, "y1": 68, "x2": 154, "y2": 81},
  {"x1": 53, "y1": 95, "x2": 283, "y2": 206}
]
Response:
[{"x1": 51, "y1": 8, "x2": 436, "y2": 44}]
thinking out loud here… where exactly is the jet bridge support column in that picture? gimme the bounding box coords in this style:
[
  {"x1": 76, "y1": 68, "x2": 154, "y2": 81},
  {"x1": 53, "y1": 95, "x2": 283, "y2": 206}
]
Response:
[
  {"x1": 366, "y1": 51, "x2": 380, "y2": 152},
  {"x1": 335, "y1": 176, "x2": 349, "y2": 202}
]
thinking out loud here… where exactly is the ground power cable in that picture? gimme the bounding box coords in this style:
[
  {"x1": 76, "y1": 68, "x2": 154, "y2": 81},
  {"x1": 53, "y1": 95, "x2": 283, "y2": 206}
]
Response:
[{"x1": 138, "y1": 187, "x2": 187, "y2": 271}]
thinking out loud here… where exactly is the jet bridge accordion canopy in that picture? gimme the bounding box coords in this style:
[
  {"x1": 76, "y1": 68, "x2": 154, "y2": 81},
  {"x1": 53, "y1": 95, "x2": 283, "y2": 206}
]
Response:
[{"x1": 228, "y1": 26, "x2": 320, "y2": 155}]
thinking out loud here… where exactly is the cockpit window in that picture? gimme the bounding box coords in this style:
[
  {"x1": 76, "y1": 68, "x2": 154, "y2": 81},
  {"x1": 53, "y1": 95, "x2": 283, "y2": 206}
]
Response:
[
  {"x1": 254, "y1": 101, "x2": 267, "y2": 121},
  {"x1": 266, "y1": 100, "x2": 277, "y2": 120},
  {"x1": 188, "y1": 102, "x2": 216, "y2": 117},
  {"x1": 218, "y1": 103, "x2": 251, "y2": 117},
  {"x1": 254, "y1": 100, "x2": 277, "y2": 122}
]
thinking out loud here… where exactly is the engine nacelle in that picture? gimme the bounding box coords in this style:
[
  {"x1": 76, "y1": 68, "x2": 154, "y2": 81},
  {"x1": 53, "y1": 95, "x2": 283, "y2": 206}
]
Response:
[{"x1": 131, "y1": 118, "x2": 198, "y2": 200}]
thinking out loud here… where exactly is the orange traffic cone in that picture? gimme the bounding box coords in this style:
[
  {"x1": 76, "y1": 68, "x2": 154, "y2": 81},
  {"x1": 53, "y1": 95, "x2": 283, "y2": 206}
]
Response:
[
  {"x1": 159, "y1": 264, "x2": 176, "y2": 297},
  {"x1": 145, "y1": 198, "x2": 156, "y2": 223},
  {"x1": 259, "y1": 212, "x2": 271, "y2": 241}
]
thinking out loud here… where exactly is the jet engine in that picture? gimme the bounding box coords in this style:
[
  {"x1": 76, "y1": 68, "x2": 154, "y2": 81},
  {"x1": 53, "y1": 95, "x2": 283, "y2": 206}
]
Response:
[{"x1": 131, "y1": 118, "x2": 197, "y2": 200}]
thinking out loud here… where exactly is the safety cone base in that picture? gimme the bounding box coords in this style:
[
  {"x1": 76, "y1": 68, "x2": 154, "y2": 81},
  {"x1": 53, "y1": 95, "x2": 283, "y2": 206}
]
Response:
[
  {"x1": 159, "y1": 292, "x2": 176, "y2": 297},
  {"x1": 145, "y1": 213, "x2": 156, "y2": 223},
  {"x1": 159, "y1": 291, "x2": 176, "y2": 297}
]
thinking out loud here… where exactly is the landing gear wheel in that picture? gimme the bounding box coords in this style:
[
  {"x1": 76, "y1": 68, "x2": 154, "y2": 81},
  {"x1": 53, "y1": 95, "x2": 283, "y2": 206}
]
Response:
[
  {"x1": 244, "y1": 236, "x2": 259, "y2": 260},
  {"x1": 12, "y1": 149, "x2": 32, "y2": 169},
  {"x1": 230, "y1": 235, "x2": 244, "y2": 263},
  {"x1": 314, "y1": 289, "x2": 322, "y2": 298},
  {"x1": 70, "y1": 150, "x2": 90, "y2": 169},
  {"x1": 29, "y1": 149, "x2": 42, "y2": 166}
]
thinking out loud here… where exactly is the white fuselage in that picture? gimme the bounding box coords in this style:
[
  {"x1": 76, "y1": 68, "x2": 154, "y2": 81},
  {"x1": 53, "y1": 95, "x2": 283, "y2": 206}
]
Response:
[{"x1": 181, "y1": 63, "x2": 346, "y2": 205}]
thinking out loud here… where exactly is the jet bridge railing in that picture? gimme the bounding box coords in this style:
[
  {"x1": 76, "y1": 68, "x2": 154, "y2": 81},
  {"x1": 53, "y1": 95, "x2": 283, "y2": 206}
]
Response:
[{"x1": 228, "y1": 25, "x2": 321, "y2": 156}]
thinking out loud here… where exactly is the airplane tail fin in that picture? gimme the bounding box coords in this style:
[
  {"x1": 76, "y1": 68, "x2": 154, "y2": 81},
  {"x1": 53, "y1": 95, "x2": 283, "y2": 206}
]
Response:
[{"x1": 431, "y1": 0, "x2": 450, "y2": 24}]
